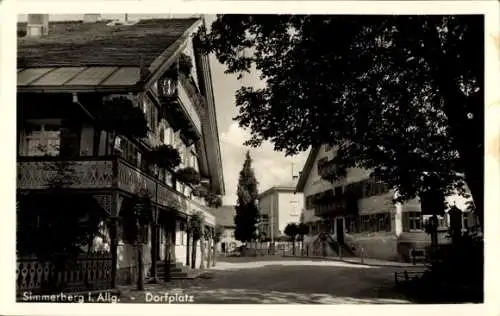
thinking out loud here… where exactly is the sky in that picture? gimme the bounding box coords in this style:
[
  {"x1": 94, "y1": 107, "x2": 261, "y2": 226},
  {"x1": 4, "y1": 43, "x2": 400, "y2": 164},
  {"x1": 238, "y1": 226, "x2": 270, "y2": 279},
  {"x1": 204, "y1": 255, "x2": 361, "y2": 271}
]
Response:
[{"x1": 18, "y1": 14, "x2": 310, "y2": 205}]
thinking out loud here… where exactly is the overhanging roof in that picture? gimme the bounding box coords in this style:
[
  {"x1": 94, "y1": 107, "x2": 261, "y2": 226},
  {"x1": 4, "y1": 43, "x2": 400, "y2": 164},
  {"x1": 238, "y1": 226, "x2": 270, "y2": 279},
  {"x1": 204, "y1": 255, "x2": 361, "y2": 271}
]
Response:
[{"x1": 17, "y1": 66, "x2": 141, "y2": 92}]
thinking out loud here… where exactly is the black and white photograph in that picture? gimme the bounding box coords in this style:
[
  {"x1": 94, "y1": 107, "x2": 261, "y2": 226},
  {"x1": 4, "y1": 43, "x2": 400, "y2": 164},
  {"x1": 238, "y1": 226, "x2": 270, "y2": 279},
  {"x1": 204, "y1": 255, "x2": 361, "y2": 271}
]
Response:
[{"x1": 2, "y1": 1, "x2": 499, "y2": 312}]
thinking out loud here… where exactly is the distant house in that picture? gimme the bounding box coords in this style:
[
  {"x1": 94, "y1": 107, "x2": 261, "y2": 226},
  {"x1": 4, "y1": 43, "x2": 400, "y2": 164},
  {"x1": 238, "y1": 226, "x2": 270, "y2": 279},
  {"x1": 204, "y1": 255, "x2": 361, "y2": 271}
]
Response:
[
  {"x1": 258, "y1": 179, "x2": 305, "y2": 241},
  {"x1": 213, "y1": 205, "x2": 241, "y2": 253}
]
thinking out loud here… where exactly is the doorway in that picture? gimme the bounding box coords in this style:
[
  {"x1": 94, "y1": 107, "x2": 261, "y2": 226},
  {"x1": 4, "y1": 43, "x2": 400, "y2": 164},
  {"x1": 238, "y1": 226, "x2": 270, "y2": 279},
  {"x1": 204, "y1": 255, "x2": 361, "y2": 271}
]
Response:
[{"x1": 336, "y1": 218, "x2": 344, "y2": 244}]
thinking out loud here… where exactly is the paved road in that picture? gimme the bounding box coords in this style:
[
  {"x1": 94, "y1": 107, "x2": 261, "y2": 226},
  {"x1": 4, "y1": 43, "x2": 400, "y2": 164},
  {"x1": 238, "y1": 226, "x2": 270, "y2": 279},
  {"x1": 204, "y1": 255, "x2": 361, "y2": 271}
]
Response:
[{"x1": 119, "y1": 258, "x2": 418, "y2": 304}]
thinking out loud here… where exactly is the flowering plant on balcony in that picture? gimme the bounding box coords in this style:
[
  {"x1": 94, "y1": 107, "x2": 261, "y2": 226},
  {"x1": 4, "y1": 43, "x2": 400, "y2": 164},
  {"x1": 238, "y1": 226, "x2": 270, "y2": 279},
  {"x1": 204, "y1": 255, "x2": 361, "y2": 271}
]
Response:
[
  {"x1": 178, "y1": 53, "x2": 193, "y2": 78},
  {"x1": 192, "y1": 183, "x2": 209, "y2": 198},
  {"x1": 204, "y1": 192, "x2": 223, "y2": 208},
  {"x1": 145, "y1": 144, "x2": 181, "y2": 170},
  {"x1": 175, "y1": 167, "x2": 201, "y2": 187},
  {"x1": 95, "y1": 96, "x2": 148, "y2": 155}
]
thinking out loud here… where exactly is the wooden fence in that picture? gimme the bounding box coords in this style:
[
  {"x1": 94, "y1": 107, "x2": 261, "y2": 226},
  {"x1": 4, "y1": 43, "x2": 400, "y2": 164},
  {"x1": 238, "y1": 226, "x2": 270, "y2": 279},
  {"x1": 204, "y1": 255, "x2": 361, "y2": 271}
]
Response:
[{"x1": 16, "y1": 252, "x2": 113, "y2": 295}]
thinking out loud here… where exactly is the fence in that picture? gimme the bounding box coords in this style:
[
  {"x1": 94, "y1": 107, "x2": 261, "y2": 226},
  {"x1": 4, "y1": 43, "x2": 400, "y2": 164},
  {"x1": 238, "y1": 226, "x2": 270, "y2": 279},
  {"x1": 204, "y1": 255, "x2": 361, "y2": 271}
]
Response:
[
  {"x1": 17, "y1": 252, "x2": 113, "y2": 295},
  {"x1": 243, "y1": 241, "x2": 304, "y2": 256}
]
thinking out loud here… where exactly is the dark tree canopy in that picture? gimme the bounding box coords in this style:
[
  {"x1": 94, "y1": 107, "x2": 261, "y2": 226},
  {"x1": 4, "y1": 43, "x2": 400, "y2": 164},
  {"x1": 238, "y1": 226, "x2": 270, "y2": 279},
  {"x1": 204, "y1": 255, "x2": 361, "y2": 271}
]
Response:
[
  {"x1": 234, "y1": 151, "x2": 260, "y2": 242},
  {"x1": 201, "y1": 15, "x2": 484, "y2": 225}
]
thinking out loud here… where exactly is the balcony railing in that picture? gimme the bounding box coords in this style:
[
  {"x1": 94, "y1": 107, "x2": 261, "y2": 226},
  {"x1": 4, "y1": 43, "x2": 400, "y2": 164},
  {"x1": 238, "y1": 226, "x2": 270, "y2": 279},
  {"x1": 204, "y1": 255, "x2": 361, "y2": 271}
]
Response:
[
  {"x1": 17, "y1": 156, "x2": 214, "y2": 223},
  {"x1": 178, "y1": 81, "x2": 202, "y2": 136},
  {"x1": 314, "y1": 196, "x2": 347, "y2": 217}
]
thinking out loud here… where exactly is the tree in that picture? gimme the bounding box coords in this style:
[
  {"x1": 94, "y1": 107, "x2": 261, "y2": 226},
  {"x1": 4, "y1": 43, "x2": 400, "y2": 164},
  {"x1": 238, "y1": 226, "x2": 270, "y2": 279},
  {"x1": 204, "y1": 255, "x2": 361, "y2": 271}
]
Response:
[
  {"x1": 212, "y1": 224, "x2": 224, "y2": 267},
  {"x1": 234, "y1": 151, "x2": 260, "y2": 247},
  {"x1": 297, "y1": 223, "x2": 310, "y2": 256},
  {"x1": 189, "y1": 212, "x2": 204, "y2": 269},
  {"x1": 17, "y1": 149, "x2": 105, "y2": 292},
  {"x1": 120, "y1": 189, "x2": 152, "y2": 290},
  {"x1": 284, "y1": 223, "x2": 299, "y2": 255},
  {"x1": 200, "y1": 15, "x2": 484, "y2": 227}
]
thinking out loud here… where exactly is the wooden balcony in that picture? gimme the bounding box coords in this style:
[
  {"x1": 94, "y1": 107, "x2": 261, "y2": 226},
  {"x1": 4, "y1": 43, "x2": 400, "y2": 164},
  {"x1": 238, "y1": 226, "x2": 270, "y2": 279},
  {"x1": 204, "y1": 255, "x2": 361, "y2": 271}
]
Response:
[
  {"x1": 317, "y1": 159, "x2": 346, "y2": 181},
  {"x1": 17, "y1": 156, "x2": 215, "y2": 223},
  {"x1": 313, "y1": 194, "x2": 357, "y2": 217}
]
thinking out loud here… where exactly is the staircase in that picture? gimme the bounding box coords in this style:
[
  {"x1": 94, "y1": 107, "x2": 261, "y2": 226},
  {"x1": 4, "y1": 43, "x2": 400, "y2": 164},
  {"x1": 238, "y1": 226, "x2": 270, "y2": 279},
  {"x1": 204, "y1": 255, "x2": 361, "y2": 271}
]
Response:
[{"x1": 311, "y1": 232, "x2": 356, "y2": 258}]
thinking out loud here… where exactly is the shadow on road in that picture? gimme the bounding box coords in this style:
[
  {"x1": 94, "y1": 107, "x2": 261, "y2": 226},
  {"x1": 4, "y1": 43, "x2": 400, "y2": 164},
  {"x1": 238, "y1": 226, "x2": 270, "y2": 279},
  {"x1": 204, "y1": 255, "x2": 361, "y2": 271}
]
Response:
[{"x1": 120, "y1": 259, "x2": 415, "y2": 304}]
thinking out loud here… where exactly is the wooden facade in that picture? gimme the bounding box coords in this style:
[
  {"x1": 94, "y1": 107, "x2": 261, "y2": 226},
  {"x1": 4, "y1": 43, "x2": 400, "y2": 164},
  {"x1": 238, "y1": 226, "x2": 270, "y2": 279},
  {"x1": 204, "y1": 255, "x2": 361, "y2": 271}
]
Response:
[{"x1": 16, "y1": 16, "x2": 224, "y2": 295}]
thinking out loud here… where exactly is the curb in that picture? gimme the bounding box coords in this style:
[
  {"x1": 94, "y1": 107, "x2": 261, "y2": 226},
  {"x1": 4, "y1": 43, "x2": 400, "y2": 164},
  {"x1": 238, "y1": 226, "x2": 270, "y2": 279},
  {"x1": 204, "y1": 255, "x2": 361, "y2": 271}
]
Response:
[{"x1": 282, "y1": 255, "x2": 426, "y2": 269}]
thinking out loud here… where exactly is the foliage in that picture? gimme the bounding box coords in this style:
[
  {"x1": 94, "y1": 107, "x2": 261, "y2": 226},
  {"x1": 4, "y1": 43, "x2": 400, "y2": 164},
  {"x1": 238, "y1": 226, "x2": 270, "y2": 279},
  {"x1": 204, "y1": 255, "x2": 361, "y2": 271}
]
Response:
[
  {"x1": 201, "y1": 15, "x2": 484, "y2": 226},
  {"x1": 297, "y1": 223, "x2": 309, "y2": 240},
  {"x1": 178, "y1": 53, "x2": 193, "y2": 77},
  {"x1": 284, "y1": 223, "x2": 299, "y2": 240},
  {"x1": 192, "y1": 183, "x2": 209, "y2": 198},
  {"x1": 189, "y1": 212, "x2": 204, "y2": 241},
  {"x1": 213, "y1": 225, "x2": 224, "y2": 243},
  {"x1": 205, "y1": 192, "x2": 223, "y2": 208},
  {"x1": 146, "y1": 144, "x2": 181, "y2": 170},
  {"x1": 163, "y1": 53, "x2": 193, "y2": 84},
  {"x1": 17, "y1": 159, "x2": 104, "y2": 265},
  {"x1": 17, "y1": 192, "x2": 105, "y2": 261},
  {"x1": 175, "y1": 167, "x2": 201, "y2": 187},
  {"x1": 120, "y1": 191, "x2": 153, "y2": 245},
  {"x1": 95, "y1": 96, "x2": 149, "y2": 139},
  {"x1": 234, "y1": 151, "x2": 260, "y2": 242},
  {"x1": 411, "y1": 234, "x2": 483, "y2": 302}
]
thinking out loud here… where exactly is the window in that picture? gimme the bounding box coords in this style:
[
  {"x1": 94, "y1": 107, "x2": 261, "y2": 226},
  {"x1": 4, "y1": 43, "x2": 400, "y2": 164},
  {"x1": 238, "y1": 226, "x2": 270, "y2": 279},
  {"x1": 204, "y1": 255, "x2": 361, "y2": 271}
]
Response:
[
  {"x1": 290, "y1": 201, "x2": 299, "y2": 216},
  {"x1": 404, "y1": 212, "x2": 423, "y2": 231},
  {"x1": 164, "y1": 126, "x2": 173, "y2": 145},
  {"x1": 22, "y1": 121, "x2": 61, "y2": 156},
  {"x1": 305, "y1": 196, "x2": 313, "y2": 209},
  {"x1": 324, "y1": 144, "x2": 333, "y2": 152},
  {"x1": 143, "y1": 98, "x2": 158, "y2": 133}
]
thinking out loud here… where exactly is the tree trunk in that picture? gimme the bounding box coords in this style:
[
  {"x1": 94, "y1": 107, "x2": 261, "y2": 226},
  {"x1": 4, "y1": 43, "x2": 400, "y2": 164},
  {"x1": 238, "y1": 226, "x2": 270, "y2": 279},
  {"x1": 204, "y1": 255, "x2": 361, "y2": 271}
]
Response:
[
  {"x1": 186, "y1": 232, "x2": 191, "y2": 267},
  {"x1": 292, "y1": 240, "x2": 295, "y2": 256},
  {"x1": 212, "y1": 240, "x2": 217, "y2": 267},
  {"x1": 200, "y1": 239, "x2": 205, "y2": 269},
  {"x1": 150, "y1": 223, "x2": 158, "y2": 283},
  {"x1": 206, "y1": 238, "x2": 211, "y2": 267},
  {"x1": 136, "y1": 243, "x2": 144, "y2": 290},
  {"x1": 191, "y1": 239, "x2": 197, "y2": 269}
]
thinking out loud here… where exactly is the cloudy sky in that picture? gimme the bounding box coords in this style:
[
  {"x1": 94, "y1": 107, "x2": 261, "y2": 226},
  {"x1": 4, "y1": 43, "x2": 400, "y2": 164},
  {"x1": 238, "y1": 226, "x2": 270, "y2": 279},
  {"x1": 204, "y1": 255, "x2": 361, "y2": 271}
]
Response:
[{"x1": 18, "y1": 14, "x2": 310, "y2": 205}]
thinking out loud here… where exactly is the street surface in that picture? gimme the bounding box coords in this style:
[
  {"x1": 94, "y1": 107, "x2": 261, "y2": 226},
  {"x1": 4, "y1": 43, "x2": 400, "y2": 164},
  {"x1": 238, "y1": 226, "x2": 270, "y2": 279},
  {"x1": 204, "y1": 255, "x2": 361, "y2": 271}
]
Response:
[{"x1": 119, "y1": 257, "x2": 420, "y2": 304}]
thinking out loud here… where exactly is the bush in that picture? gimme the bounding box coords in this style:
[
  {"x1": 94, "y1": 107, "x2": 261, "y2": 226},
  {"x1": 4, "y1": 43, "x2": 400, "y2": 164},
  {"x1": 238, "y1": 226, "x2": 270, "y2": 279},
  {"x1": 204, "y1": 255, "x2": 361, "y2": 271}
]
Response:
[
  {"x1": 146, "y1": 145, "x2": 181, "y2": 170},
  {"x1": 176, "y1": 167, "x2": 201, "y2": 186}
]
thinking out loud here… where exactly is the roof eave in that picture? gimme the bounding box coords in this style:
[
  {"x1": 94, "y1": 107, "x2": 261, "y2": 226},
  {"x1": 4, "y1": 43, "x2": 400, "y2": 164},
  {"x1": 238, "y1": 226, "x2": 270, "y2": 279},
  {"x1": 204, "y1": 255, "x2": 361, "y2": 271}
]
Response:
[
  {"x1": 295, "y1": 146, "x2": 320, "y2": 193},
  {"x1": 17, "y1": 84, "x2": 142, "y2": 94}
]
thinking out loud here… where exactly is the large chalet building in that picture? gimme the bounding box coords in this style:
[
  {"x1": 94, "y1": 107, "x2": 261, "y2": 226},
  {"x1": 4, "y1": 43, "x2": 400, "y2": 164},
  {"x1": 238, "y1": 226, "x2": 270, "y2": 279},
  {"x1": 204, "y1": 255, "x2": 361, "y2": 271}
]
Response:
[
  {"x1": 296, "y1": 144, "x2": 477, "y2": 262},
  {"x1": 16, "y1": 14, "x2": 224, "y2": 293}
]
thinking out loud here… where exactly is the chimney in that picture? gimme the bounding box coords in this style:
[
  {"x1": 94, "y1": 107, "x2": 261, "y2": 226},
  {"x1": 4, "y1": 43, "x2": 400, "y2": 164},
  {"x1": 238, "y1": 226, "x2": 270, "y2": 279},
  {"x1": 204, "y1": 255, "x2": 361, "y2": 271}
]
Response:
[
  {"x1": 83, "y1": 14, "x2": 101, "y2": 23},
  {"x1": 26, "y1": 14, "x2": 49, "y2": 37}
]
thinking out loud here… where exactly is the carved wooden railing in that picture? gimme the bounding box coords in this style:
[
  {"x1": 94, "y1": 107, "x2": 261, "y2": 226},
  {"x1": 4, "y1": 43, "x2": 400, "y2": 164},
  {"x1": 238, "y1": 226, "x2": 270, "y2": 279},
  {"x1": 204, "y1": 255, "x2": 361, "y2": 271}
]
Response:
[
  {"x1": 17, "y1": 156, "x2": 215, "y2": 223},
  {"x1": 16, "y1": 252, "x2": 112, "y2": 295}
]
